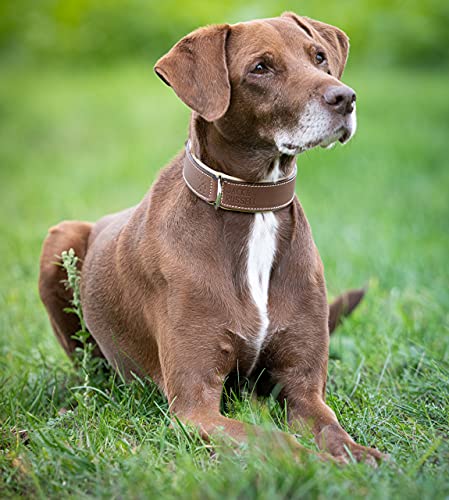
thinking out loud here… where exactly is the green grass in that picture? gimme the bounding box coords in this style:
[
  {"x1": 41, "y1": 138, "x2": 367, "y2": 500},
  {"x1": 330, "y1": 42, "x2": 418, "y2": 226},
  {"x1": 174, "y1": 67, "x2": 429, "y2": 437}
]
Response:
[{"x1": 1, "y1": 60, "x2": 448, "y2": 498}]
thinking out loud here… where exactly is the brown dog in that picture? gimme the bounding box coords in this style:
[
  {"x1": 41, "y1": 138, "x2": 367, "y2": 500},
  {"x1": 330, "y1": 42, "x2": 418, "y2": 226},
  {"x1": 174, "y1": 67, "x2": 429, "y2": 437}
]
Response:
[{"x1": 39, "y1": 12, "x2": 384, "y2": 463}]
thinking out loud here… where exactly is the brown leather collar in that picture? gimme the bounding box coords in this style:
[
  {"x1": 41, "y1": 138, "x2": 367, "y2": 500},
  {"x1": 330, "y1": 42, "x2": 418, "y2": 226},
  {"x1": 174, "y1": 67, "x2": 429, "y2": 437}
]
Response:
[{"x1": 182, "y1": 141, "x2": 297, "y2": 213}]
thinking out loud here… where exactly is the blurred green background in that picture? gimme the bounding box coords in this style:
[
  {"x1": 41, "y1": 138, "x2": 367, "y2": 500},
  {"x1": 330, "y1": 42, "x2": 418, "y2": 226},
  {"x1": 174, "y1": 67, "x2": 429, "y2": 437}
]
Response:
[
  {"x1": 1, "y1": 0, "x2": 449, "y2": 67},
  {"x1": 1, "y1": 1, "x2": 449, "y2": 497}
]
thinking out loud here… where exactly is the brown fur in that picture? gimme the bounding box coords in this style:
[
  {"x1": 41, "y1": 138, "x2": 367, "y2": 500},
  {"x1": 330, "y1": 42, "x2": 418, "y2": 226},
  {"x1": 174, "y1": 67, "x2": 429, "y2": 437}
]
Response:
[{"x1": 39, "y1": 13, "x2": 384, "y2": 464}]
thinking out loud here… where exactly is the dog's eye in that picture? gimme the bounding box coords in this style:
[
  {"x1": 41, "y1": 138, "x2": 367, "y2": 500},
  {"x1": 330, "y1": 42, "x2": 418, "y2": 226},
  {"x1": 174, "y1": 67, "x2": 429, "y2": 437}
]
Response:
[
  {"x1": 315, "y1": 52, "x2": 326, "y2": 64},
  {"x1": 251, "y1": 62, "x2": 270, "y2": 74}
]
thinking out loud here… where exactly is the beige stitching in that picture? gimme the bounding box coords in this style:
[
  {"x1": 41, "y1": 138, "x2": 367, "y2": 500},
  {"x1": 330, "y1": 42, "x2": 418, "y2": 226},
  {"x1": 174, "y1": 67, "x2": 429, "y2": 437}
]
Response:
[
  {"x1": 220, "y1": 177, "x2": 295, "y2": 211},
  {"x1": 221, "y1": 178, "x2": 295, "y2": 189},
  {"x1": 185, "y1": 157, "x2": 296, "y2": 211},
  {"x1": 183, "y1": 172, "x2": 211, "y2": 202},
  {"x1": 184, "y1": 166, "x2": 213, "y2": 200},
  {"x1": 185, "y1": 168, "x2": 295, "y2": 210},
  {"x1": 192, "y1": 165, "x2": 214, "y2": 199},
  {"x1": 221, "y1": 195, "x2": 296, "y2": 211}
]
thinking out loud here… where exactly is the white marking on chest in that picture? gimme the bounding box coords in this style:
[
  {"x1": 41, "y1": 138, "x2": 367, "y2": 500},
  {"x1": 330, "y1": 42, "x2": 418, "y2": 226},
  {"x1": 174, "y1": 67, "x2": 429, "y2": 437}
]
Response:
[{"x1": 246, "y1": 210, "x2": 279, "y2": 373}]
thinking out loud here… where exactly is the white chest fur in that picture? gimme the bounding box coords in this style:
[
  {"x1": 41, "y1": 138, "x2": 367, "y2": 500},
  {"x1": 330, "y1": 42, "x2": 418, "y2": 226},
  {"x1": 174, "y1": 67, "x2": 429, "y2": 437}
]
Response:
[{"x1": 246, "y1": 211, "x2": 279, "y2": 373}]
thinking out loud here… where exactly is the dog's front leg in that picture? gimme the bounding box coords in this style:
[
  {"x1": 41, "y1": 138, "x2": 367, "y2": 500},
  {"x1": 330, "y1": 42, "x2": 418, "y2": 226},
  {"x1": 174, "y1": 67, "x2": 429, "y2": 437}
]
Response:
[
  {"x1": 285, "y1": 384, "x2": 385, "y2": 465},
  {"x1": 157, "y1": 327, "x2": 252, "y2": 442},
  {"x1": 265, "y1": 320, "x2": 386, "y2": 465},
  {"x1": 157, "y1": 328, "x2": 316, "y2": 457}
]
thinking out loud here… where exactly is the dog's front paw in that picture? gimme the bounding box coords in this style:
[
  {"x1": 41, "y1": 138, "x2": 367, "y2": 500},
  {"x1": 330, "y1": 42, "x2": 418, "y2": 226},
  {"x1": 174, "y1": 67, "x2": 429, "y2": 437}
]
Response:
[
  {"x1": 317, "y1": 424, "x2": 387, "y2": 466},
  {"x1": 336, "y1": 442, "x2": 388, "y2": 467}
]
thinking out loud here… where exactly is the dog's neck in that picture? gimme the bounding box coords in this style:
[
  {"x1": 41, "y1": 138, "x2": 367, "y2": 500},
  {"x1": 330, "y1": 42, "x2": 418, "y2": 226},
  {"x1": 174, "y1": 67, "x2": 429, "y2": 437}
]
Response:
[{"x1": 189, "y1": 115, "x2": 296, "y2": 183}]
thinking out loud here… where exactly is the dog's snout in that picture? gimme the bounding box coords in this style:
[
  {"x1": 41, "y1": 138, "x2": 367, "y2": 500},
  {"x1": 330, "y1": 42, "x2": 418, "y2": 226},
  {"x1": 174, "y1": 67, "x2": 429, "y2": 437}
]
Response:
[{"x1": 323, "y1": 86, "x2": 356, "y2": 115}]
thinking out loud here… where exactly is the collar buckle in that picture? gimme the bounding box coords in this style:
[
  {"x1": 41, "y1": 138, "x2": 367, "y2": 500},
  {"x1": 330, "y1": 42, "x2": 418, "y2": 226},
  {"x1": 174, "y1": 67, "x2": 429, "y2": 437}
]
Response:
[
  {"x1": 214, "y1": 176, "x2": 223, "y2": 210},
  {"x1": 183, "y1": 140, "x2": 297, "y2": 213}
]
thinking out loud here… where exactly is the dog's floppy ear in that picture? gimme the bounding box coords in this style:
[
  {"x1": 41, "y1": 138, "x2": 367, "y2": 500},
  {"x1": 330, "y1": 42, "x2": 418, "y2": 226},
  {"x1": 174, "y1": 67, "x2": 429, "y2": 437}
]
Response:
[
  {"x1": 154, "y1": 24, "x2": 231, "y2": 122},
  {"x1": 282, "y1": 12, "x2": 349, "y2": 79}
]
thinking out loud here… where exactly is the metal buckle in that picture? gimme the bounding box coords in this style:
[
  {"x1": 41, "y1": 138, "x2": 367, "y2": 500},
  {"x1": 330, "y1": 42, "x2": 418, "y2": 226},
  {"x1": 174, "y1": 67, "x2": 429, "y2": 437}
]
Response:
[{"x1": 214, "y1": 175, "x2": 222, "y2": 210}]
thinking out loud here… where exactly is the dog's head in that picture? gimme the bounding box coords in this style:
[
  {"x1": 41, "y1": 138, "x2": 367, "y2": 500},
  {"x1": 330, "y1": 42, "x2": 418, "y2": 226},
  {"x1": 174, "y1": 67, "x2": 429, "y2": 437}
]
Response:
[{"x1": 155, "y1": 12, "x2": 356, "y2": 157}]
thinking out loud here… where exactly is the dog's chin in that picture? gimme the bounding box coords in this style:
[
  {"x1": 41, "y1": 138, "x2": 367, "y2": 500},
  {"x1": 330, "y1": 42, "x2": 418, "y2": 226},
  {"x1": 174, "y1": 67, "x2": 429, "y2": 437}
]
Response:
[
  {"x1": 319, "y1": 125, "x2": 354, "y2": 149},
  {"x1": 279, "y1": 128, "x2": 353, "y2": 156},
  {"x1": 278, "y1": 119, "x2": 356, "y2": 156},
  {"x1": 276, "y1": 111, "x2": 357, "y2": 156}
]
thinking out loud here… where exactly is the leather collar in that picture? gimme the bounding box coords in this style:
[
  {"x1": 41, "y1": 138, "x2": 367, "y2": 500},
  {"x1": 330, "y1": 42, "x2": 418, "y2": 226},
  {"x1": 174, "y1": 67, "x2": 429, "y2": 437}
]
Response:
[{"x1": 182, "y1": 141, "x2": 297, "y2": 213}]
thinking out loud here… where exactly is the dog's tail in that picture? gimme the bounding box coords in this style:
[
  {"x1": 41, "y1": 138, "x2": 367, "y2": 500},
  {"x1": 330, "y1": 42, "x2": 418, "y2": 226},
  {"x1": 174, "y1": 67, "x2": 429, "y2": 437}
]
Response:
[{"x1": 328, "y1": 288, "x2": 365, "y2": 334}]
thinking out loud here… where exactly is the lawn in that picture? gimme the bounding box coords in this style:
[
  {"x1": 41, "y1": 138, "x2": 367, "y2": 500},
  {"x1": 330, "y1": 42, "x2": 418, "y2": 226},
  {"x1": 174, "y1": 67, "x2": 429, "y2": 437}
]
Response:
[{"x1": 0, "y1": 61, "x2": 448, "y2": 498}]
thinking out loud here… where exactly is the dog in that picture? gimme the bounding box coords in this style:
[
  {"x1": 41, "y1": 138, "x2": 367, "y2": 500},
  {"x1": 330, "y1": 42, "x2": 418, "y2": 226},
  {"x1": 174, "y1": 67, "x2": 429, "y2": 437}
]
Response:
[{"x1": 39, "y1": 12, "x2": 385, "y2": 463}]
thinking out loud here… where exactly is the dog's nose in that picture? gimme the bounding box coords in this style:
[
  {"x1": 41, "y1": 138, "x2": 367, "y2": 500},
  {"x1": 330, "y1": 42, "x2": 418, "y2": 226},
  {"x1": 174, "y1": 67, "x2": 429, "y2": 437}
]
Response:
[{"x1": 323, "y1": 86, "x2": 356, "y2": 115}]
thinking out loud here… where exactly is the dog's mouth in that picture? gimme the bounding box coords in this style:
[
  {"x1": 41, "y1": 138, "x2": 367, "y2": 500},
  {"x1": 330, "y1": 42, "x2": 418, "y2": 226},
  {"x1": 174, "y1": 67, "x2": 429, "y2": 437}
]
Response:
[
  {"x1": 338, "y1": 127, "x2": 352, "y2": 144},
  {"x1": 280, "y1": 127, "x2": 351, "y2": 155},
  {"x1": 280, "y1": 143, "x2": 302, "y2": 155},
  {"x1": 320, "y1": 126, "x2": 352, "y2": 148},
  {"x1": 281, "y1": 127, "x2": 351, "y2": 156},
  {"x1": 277, "y1": 107, "x2": 357, "y2": 156}
]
